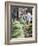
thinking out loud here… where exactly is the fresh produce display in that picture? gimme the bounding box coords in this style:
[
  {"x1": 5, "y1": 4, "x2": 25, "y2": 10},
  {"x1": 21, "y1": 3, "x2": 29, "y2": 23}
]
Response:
[
  {"x1": 11, "y1": 18, "x2": 25, "y2": 38},
  {"x1": 11, "y1": 16, "x2": 32, "y2": 38},
  {"x1": 11, "y1": 7, "x2": 32, "y2": 38}
]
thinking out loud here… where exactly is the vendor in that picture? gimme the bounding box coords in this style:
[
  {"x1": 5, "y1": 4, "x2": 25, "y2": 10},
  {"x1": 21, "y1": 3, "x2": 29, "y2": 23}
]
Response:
[{"x1": 26, "y1": 12, "x2": 32, "y2": 24}]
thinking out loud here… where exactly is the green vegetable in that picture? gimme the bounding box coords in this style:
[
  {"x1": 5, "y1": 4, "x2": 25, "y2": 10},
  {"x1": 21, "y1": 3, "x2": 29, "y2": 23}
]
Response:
[
  {"x1": 11, "y1": 20, "x2": 25, "y2": 38},
  {"x1": 19, "y1": 17, "x2": 25, "y2": 24}
]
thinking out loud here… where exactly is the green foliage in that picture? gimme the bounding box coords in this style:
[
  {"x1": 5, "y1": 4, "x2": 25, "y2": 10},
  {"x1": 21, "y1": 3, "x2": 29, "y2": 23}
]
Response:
[
  {"x1": 11, "y1": 17, "x2": 32, "y2": 38},
  {"x1": 19, "y1": 17, "x2": 25, "y2": 25},
  {"x1": 11, "y1": 20, "x2": 24, "y2": 38},
  {"x1": 29, "y1": 24, "x2": 32, "y2": 33}
]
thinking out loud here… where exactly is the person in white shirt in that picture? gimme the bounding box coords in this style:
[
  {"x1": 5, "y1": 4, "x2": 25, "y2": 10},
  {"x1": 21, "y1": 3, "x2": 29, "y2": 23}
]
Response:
[{"x1": 26, "y1": 12, "x2": 32, "y2": 24}]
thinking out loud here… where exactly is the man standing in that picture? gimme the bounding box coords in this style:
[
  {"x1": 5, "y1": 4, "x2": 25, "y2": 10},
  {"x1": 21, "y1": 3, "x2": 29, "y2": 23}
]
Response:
[{"x1": 26, "y1": 12, "x2": 32, "y2": 24}]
